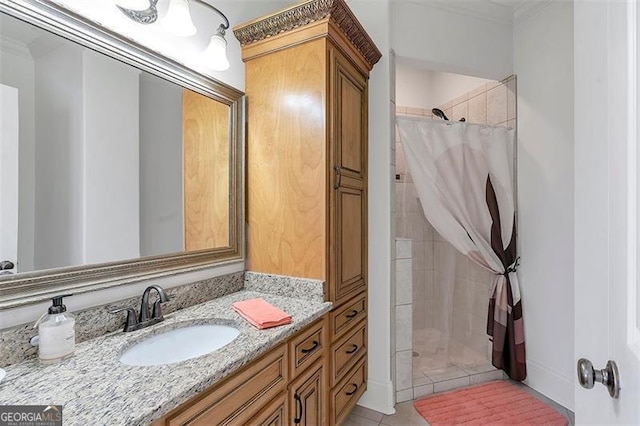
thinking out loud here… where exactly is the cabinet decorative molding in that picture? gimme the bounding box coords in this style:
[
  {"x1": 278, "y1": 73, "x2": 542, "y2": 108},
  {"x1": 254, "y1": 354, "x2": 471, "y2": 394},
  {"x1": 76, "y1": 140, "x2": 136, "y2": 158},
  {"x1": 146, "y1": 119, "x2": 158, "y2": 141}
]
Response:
[{"x1": 233, "y1": 0, "x2": 381, "y2": 69}]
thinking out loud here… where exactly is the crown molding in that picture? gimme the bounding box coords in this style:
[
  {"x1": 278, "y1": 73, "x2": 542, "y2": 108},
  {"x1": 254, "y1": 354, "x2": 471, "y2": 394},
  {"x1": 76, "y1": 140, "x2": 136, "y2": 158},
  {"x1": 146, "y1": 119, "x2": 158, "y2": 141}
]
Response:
[
  {"x1": 0, "y1": 34, "x2": 30, "y2": 58},
  {"x1": 27, "y1": 32, "x2": 65, "y2": 59},
  {"x1": 401, "y1": 0, "x2": 513, "y2": 26},
  {"x1": 513, "y1": 0, "x2": 554, "y2": 24},
  {"x1": 233, "y1": 0, "x2": 381, "y2": 69}
]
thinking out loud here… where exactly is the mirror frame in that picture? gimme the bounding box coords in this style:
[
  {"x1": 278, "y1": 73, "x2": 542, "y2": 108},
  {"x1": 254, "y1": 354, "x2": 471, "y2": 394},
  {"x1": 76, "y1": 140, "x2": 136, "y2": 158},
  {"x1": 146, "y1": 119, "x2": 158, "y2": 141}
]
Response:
[{"x1": 0, "y1": 0, "x2": 245, "y2": 310}]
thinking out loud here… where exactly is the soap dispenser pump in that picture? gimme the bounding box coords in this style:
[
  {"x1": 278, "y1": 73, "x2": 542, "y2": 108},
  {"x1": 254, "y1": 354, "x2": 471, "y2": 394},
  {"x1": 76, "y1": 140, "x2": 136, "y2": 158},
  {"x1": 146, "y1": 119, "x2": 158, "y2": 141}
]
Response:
[{"x1": 34, "y1": 295, "x2": 75, "y2": 364}]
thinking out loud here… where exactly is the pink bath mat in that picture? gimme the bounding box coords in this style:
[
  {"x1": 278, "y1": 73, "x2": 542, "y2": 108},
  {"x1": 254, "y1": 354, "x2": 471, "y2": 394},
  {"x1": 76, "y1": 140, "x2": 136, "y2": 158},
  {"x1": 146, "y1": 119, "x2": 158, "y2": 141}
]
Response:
[{"x1": 413, "y1": 381, "x2": 568, "y2": 425}]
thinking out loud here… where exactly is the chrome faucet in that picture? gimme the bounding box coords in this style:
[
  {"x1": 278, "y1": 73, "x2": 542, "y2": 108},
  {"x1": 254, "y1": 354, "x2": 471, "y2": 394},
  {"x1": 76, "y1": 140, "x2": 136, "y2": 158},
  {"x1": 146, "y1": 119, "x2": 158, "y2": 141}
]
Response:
[
  {"x1": 140, "y1": 285, "x2": 170, "y2": 323},
  {"x1": 109, "y1": 285, "x2": 170, "y2": 332}
]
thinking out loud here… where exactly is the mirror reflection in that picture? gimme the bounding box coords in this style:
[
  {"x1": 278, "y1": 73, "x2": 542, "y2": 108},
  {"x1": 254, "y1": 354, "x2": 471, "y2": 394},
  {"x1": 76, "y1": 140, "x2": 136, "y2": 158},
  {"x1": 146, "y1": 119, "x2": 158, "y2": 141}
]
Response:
[{"x1": 0, "y1": 12, "x2": 231, "y2": 277}]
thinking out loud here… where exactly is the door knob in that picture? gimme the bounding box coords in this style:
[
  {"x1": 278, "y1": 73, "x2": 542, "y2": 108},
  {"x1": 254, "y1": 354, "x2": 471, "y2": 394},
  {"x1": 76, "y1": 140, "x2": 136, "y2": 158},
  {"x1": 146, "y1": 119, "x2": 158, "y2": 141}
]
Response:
[
  {"x1": 577, "y1": 358, "x2": 620, "y2": 398},
  {"x1": 0, "y1": 260, "x2": 14, "y2": 270},
  {"x1": 0, "y1": 260, "x2": 14, "y2": 275}
]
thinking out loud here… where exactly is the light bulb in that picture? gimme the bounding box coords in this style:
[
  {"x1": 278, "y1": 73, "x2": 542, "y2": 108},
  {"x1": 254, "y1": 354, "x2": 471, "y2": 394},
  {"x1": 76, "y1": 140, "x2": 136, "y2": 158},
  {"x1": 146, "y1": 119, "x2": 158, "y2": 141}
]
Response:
[
  {"x1": 161, "y1": 0, "x2": 196, "y2": 37},
  {"x1": 202, "y1": 33, "x2": 229, "y2": 71},
  {"x1": 116, "y1": 0, "x2": 150, "y2": 10}
]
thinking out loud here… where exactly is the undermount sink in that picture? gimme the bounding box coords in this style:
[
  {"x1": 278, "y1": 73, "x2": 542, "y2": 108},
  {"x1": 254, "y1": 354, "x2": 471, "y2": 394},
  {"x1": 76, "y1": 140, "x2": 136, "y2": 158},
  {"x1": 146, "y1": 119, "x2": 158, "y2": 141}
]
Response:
[{"x1": 119, "y1": 324, "x2": 240, "y2": 366}]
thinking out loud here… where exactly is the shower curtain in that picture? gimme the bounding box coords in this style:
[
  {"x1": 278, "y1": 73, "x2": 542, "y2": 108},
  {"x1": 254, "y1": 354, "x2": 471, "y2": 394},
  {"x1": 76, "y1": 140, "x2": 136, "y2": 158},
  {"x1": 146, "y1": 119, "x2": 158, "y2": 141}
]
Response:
[{"x1": 396, "y1": 116, "x2": 526, "y2": 381}]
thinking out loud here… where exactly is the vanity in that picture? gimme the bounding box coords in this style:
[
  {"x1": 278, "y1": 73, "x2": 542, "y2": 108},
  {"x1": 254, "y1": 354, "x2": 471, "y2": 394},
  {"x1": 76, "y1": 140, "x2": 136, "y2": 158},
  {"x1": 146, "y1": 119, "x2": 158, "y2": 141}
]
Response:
[{"x1": 0, "y1": 275, "x2": 332, "y2": 425}]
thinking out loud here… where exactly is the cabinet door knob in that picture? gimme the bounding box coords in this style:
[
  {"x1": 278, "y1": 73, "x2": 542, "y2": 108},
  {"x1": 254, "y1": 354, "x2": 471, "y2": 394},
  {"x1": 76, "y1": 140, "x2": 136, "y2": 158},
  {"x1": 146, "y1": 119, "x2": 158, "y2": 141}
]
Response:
[
  {"x1": 334, "y1": 165, "x2": 342, "y2": 190},
  {"x1": 346, "y1": 344, "x2": 358, "y2": 354}
]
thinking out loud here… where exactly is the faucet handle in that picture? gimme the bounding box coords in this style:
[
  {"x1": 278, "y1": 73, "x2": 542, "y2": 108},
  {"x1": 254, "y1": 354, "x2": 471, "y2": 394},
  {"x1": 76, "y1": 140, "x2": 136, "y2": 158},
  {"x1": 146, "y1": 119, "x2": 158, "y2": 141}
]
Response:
[{"x1": 109, "y1": 307, "x2": 138, "y2": 332}]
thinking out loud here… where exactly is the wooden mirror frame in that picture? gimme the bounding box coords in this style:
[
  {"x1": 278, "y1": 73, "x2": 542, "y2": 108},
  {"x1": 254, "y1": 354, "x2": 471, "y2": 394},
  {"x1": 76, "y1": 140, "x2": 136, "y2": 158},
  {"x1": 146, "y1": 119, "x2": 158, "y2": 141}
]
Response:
[{"x1": 0, "y1": 0, "x2": 245, "y2": 310}]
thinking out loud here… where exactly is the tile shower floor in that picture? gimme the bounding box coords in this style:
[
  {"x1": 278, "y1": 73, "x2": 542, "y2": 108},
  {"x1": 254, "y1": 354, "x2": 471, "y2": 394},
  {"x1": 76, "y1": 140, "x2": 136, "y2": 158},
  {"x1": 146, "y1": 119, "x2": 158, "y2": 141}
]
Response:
[{"x1": 411, "y1": 328, "x2": 504, "y2": 396}]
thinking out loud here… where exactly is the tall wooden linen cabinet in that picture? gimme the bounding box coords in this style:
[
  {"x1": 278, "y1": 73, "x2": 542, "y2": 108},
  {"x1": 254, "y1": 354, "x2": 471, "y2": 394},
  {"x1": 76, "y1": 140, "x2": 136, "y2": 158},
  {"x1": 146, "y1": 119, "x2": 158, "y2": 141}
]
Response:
[{"x1": 234, "y1": 1, "x2": 380, "y2": 424}]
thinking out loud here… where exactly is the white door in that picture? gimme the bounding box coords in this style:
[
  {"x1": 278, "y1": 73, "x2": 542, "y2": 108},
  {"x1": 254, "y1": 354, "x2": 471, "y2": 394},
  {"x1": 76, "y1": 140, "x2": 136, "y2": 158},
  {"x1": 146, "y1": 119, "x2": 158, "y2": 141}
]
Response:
[
  {"x1": 0, "y1": 84, "x2": 19, "y2": 273},
  {"x1": 575, "y1": 0, "x2": 640, "y2": 423}
]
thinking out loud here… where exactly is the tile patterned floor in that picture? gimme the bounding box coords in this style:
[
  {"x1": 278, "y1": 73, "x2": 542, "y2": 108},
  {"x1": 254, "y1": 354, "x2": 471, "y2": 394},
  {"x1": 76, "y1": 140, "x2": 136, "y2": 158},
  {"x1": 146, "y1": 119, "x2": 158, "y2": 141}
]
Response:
[
  {"x1": 405, "y1": 329, "x2": 504, "y2": 402},
  {"x1": 345, "y1": 382, "x2": 575, "y2": 426},
  {"x1": 413, "y1": 329, "x2": 491, "y2": 384}
]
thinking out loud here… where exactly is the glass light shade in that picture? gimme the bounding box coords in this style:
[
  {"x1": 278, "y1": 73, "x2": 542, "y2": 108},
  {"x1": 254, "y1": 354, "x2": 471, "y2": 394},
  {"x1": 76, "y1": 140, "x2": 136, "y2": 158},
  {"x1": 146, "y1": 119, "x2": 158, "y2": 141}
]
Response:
[
  {"x1": 161, "y1": 0, "x2": 196, "y2": 37},
  {"x1": 116, "y1": 0, "x2": 150, "y2": 10},
  {"x1": 203, "y1": 34, "x2": 229, "y2": 71}
]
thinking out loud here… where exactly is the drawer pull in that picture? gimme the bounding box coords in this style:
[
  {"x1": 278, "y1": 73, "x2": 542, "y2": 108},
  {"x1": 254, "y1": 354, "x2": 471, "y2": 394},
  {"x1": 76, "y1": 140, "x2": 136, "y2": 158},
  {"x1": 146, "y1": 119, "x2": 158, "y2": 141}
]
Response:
[
  {"x1": 345, "y1": 384, "x2": 358, "y2": 396},
  {"x1": 301, "y1": 340, "x2": 319, "y2": 354},
  {"x1": 294, "y1": 394, "x2": 302, "y2": 424},
  {"x1": 345, "y1": 344, "x2": 359, "y2": 354},
  {"x1": 345, "y1": 310, "x2": 359, "y2": 319}
]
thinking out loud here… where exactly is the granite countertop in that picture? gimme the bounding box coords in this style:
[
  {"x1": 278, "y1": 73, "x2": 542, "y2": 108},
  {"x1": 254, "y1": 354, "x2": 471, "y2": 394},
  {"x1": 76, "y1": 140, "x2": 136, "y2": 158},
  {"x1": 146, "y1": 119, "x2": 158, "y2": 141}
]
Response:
[{"x1": 0, "y1": 290, "x2": 332, "y2": 425}]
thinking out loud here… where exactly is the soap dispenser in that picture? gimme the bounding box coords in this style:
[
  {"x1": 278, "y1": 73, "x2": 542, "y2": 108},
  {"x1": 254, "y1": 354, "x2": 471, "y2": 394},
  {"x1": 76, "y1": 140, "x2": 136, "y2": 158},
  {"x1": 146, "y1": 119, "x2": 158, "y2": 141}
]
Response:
[{"x1": 34, "y1": 295, "x2": 75, "y2": 364}]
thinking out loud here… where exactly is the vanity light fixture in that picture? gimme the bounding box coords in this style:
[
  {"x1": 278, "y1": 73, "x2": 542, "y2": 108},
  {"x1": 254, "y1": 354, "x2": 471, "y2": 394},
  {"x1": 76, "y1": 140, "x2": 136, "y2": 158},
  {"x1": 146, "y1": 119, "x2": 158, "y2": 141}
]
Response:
[
  {"x1": 116, "y1": 0, "x2": 230, "y2": 71},
  {"x1": 161, "y1": 0, "x2": 196, "y2": 36}
]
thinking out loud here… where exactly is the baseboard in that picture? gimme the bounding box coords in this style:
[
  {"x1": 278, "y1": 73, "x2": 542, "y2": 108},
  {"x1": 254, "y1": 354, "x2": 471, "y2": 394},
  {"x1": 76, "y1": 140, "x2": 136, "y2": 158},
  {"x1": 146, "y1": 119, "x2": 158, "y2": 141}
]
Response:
[
  {"x1": 357, "y1": 379, "x2": 396, "y2": 415},
  {"x1": 524, "y1": 359, "x2": 574, "y2": 411}
]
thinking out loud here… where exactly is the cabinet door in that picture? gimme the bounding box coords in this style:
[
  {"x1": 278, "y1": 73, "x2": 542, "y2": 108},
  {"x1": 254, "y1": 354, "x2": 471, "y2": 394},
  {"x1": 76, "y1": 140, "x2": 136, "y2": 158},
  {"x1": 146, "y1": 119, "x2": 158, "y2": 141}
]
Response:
[
  {"x1": 252, "y1": 392, "x2": 288, "y2": 426},
  {"x1": 329, "y1": 48, "x2": 368, "y2": 305},
  {"x1": 289, "y1": 360, "x2": 325, "y2": 426}
]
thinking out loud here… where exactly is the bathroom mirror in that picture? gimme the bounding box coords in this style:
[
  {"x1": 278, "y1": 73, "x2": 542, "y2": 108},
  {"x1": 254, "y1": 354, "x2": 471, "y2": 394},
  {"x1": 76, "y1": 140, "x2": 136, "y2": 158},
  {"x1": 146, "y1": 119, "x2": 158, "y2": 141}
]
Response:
[{"x1": 0, "y1": 0, "x2": 244, "y2": 309}]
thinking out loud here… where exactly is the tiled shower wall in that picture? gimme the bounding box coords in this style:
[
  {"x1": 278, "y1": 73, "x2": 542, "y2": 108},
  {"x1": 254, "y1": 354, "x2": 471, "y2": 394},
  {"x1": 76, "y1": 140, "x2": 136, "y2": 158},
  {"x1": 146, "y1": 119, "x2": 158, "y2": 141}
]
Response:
[
  {"x1": 396, "y1": 76, "x2": 517, "y2": 128},
  {"x1": 395, "y1": 75, "x2": 517, "y2": 374},
  {"x1": 394, "y1": 238, "x2": 413, "y2": 403}
]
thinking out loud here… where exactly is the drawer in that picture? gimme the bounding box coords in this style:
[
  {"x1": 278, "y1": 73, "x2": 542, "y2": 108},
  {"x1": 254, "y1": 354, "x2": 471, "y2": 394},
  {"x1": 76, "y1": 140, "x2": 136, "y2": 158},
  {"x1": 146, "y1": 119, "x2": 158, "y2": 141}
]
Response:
[
  {"x1": 289, "y1": 318, "x2": 326, "y2": 379},
  {"x1": 330, "y1": 292, "x2": 366, "y2": 341},
  {"x1": 331, "y1": 319, "x2": 366, "y2": 386},
  {"x1": 164, "y1": 344, "x2": 287, "y2": 426},
  {"x1": 331, "y1": 355, "x2": 367, "y2": 426}
]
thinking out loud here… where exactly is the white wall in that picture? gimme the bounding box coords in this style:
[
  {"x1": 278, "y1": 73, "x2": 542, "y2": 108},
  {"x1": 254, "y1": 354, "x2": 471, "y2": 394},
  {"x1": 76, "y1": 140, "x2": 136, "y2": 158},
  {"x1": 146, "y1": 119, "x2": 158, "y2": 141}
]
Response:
[
  {"x1": 33, "y1": 45, "x2": 142, "y2": 268},
  {"x1": 139, "y1": 73, "x2": 184, "y2": 257},
  {"x1": 347, "y1": 0, "x2": 395, "y2": 415},
  {"x1": 391, "y1": 1, "x2": 513, "y2": 80},
  {"x1": 82, "y1": 50, "x2": 141, "y2": 264},
  {"x1": 33, "y1": 43, "x2": 84, "y2": 270},
  {"x1": 0, "y1": 85, "x2": 19, "y2": 270},
  {"x1": 514, "y1": 2, "x2": 574, "y2": 410},
  {"x1": 395, "y1": 61, "x2": 494, "y2": 109},
  {"x1": 0, "y1": 35, "x2": 36, "y2": 273}
]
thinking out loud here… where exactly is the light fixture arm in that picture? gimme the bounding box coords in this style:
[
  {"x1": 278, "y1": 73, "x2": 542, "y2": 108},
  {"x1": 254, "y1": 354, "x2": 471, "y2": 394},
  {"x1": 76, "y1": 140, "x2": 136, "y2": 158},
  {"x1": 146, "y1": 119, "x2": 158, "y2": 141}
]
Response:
[
  {"x1": 190, "y1": 0, "x2": 229, "y2": 35},
  {"x1": 117, "y1": 0, "x2": 159, "y2": 25}
]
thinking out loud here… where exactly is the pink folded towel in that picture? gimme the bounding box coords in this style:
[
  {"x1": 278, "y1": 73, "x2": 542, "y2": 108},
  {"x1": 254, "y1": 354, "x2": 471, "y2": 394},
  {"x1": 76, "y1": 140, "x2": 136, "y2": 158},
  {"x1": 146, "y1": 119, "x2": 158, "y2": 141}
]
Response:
[{"x1": 232, "y1": 298, "x2": 292, "y2": 329}]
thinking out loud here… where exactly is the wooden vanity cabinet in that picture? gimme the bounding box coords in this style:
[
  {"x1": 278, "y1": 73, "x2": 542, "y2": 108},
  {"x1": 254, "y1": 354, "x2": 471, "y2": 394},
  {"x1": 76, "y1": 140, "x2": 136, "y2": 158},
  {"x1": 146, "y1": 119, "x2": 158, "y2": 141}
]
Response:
[
  {"x1": 153, "y1": 344, "x2": 287, "y2": 426},
  {"x1": 234, "y1": 2, "x2": 380, "y2": 423},
  {"x1": 151, "y1": 318, "x2": 327, "y2": 426}
]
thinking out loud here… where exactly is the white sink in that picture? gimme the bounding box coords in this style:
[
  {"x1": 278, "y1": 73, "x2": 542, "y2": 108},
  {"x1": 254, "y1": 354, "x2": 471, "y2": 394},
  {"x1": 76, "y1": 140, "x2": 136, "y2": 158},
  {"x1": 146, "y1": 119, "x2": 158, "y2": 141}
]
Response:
[{"x1": 119, "y1": 324, "x2": 240, "y2": 366}]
